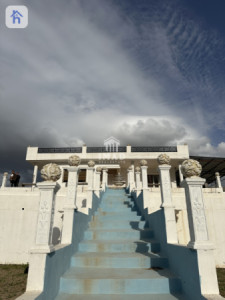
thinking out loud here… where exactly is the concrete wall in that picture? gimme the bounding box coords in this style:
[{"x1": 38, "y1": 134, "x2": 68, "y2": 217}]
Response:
[
  {"x1": 0, "y1": 188, "x2": 39, "y2": 263},
  {"x1": 0, "y1": 186, "x2": 94, "y2": 264},
  {"x1": 133, "y1": 191, "x2": 204, "y2": 300},
  {"x1": 37, "y1": 192, "x2": 102, "y2": 300},
  {"x1": 134, "y1": 187, "x2": 225, "y2": 267}
]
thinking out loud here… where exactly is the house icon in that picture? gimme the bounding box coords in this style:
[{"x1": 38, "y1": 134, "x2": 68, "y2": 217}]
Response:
[
  {"x1": 104, "y1": 136, "x2": 120, "y2": 152},
  {"x1": 10, "y1": 10, "x2": 23, "y2": 24}
]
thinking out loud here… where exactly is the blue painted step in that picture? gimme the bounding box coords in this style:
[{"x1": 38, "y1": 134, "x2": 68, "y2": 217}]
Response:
[
  {"x1": 59, "y1": 267, "x2": 181, "y2": 294},
  {"x1": 83, "y1": 228, "x2": 153, "y2": 240},
  {"x1": 78, "y1": 239, "x2": 160, "y2": 253},
  {"x1": 55, "y1": 188, "x2": 184, "y2": 300},
  {"x1": 56, "y1": 294, "x2": 184, "y2": 300}
]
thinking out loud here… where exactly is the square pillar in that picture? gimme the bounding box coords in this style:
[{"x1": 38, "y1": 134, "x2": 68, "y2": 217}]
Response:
[
  {"x1": 27, "y1": 163, "x2": 61, "y2": 292},
  {"x1": 32, "y1": 165, "x2": 38, "y2": 185},
  {"x1": 1, "y1": 172, "x2": 8, "y2": 188},
  {"x1": 102, "y1": 168, "x2": 107, "y2": 191},
  {"x1": 158, "y1": 157, "x2": 178, "y2": 244},
  {"x1": 215, "y1": 172, "x2": 222, "y2": 189},
  {"x1": 61, "y1": 165, "x2": 80, "y2": 244},
  {"x1": 181, "y1": 159, "x2": 219, "y2": 295},
  {"x1": 94, "y1": 167, "x2": 101, "y2": 197},
  {"x1": 140, "y1": 160, "x2": 148, "y2": 190}
]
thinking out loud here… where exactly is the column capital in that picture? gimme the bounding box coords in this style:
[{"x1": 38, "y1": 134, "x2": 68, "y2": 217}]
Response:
[
  {"x1": 158, "y1": 164, "x2": 171, "y2": 171},
  {"x1": 182, "y1": 177, "x2": 205, "y2": 186},
  {"x1": 67, "y1": 166, "x2": 80, "y2": 172},
  {"x1": 37, "y1": 181, "x2": 60, "y2": 192},
  {"x1": 141, "y1": 165, "x2": 148, "y2": 170}
]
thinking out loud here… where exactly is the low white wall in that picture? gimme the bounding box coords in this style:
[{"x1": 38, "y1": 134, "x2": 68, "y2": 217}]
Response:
[
  {"x1": 0, "y1": 188, "x2": 40, "y2": 264},
  {"x1": 0, "y1": 186, "x2": 91, "y2": 264},
  {"x1": 140, "y1": 187, "x2": 225, "y2": 267}
]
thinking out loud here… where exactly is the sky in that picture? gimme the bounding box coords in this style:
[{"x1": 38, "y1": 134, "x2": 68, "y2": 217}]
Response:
[{"x1": 0, "y1": 0, "x2": 225, "y2": 182}]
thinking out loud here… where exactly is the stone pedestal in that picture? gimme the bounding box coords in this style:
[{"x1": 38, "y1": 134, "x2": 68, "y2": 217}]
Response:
[
  {"x1": 1, "y1": 172, "x2": 8, "y2": 188},
  {"x1": 215, "y1": 172, "x2": 222, "y2": 189},
  {"x1": 182, "y1": 174, "x2": 219, "y2": 295},
  {"x1": 32, "y1": 181, "x2": 60, "y2": 252},
  {"x1": 94, "y1": 170, "x2": 101, "y2": 197},
  {"x1": 129, "y1": 165, "x2": 135, "y2": 193},
  {"x1": 178, "y1": 164, "x2": 184, "y2": 184},
  {"x1": 126, "y1": 169, "x2": 130, "y2": 190},
  {"x1": 158, "y1": 164, "x2": 178, "y2": 244},
  {"x1": 32, "y1": 165, "x2": 38, "y2": 185},
  {"x1": 102, "y1": 168, "x2": 107, "y2": 191},
  {"x1": 141, "y1": 166, "x2": 148, "y2": 190},
  {"x1": 182, "y1": 177, "x2": 212, "y2": 249},
  {"x1": 135, "y1": 171, "x2": 142, "y2": 190},
  {"x1": 61, "y1": 167, "x2": 79, "y2": 244}
]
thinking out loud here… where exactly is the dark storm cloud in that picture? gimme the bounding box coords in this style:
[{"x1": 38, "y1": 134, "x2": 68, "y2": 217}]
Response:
[{"x1": 0, "y1": 0, "x2": 225, "y2": 183}]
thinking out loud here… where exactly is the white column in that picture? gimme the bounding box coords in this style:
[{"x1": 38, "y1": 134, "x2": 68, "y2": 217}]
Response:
[
  {"x1": 1, "y1": 172, "x2": 8, "y2": 188},
  {"x1": 32, "y1": 165, "x2": 38, "y2": 185},
  {"x1": 215, "y1": 172, "x2": 222, "y2": 188},
  {"x1": 126, "y1": 168, "x2": 130, "y2": 189},
  {"x1": 181, "y1": 159, "x2": 219, "y2": 296},
  {"x1": 86, "y1": 160, "x2": 95, "y2": 210},
  {"x1": 158, "y1": 157, "x2": 178, "y2": 244},
  {"x1": 183, "y1": 177, "x2": 211, "y2": 248},
  {"x1": 106, "y1": 169, "x2": 108, "y2": 186},
  {"x1": 135, "y1": 167, "x2": 142, "y2": 190},
  {"x1": 94, "y1": 167, "x2": 101, "y2": 197},
  {"x1": 178, "y1": 164, "x2": 184, "y2": 183},
  {"x1": 34, "y1": 181, "x2": 59, "y2": 252},
  {"x1": 129, "y1": 165, "x2": 135, "y2": 192},
  {"x1": 102, "y1": 168, "x2": 107, "y2": 191},
  {"x1": 61, "y1": 165, "x2": 80, "y2": 244},
  {"x1": 140, "y1": 160, "x2": 148, "y2": 190},
  {"x1": 27, "y1": 163, "x2": 61, "y2": 292}
]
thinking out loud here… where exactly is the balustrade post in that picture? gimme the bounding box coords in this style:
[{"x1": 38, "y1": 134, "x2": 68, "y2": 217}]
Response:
[
  {"x1": 140, "y1": 160, "x2": 148, "y2": 190},
  {"x1": 1, "y1": 172, "x2": 8, "y2": 188},
  {"x1": 215, "y1": 172, "x2": 222, "y2": 189},
  {"x1": 61, "y1": 155, "x2": 80, "y2": 244},
  {"x1": 94, "y1": 167, "x2": 102, "y2": 197},
  {"x1": 32, "y1": 165, "x2": 38, "y2": 185},
  {"x1": 27, "y1": 163, "x2": 61, "y2": 291},
  {"x1": 102, "y1": 168, "x2": 107, "y2": 191},
  {"x1": 181, "y1": 159, "x2": 219, "y2": 295},
  {"x1": 158, "y1": 154, "x2": 178, "y2": 244}
]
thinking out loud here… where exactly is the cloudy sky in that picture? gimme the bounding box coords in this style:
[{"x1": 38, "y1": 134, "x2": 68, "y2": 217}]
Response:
[{"x1": 1, "y1": 0, "x2": 225, "y2": 181}]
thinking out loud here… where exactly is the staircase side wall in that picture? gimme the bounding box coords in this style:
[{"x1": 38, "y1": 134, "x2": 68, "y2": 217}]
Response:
[
  {"x1": 38, "y1": 192, "x2": 102, "y2": 300},
  {"x1": 134, "y1": 191, "x2": 203, "y2": 300}
]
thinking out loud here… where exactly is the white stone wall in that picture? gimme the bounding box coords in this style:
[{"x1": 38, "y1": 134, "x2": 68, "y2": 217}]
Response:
[
  {"x1": 141, "y1": 187, "x2": 225, "y2": 267},
  {"x1": 0, "y1": 187, "x2": 91, "y2": 264},
  {"x1": 0, "y1": 188, "x2": 40, "y2": 264}
]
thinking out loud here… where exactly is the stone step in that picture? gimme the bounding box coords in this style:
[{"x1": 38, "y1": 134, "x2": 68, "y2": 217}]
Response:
[
  {"x1": 59, "y1": 267, "x2": 181, "y2": 294},
  {"x1": 84, "y1": 229, "x2": 154, "y2": 241},
  {"x1": 71, "y1": 252, "x2": 168, "y2": 268},
  {"x1": 97, "y1": 206, "x2": 136, "y2": 213},
  {"x1": 100, "y1": 200, "x2": 134, "y2": 207},
  {"x1": 93, "y1": 213, "x2": 143, "y2": 221},
  {"x1": 89, "y1": 220, "x2": 148, "y2": 230},
  {"x1": 78, "y1": 239, "x2": 160, "y2": 253},
  {"x1": 94, "y1": 209, "x2": 139, "y2": 216},
  {"x1": 56, "y1": 293, "x2": 185, "y2": 300}
]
